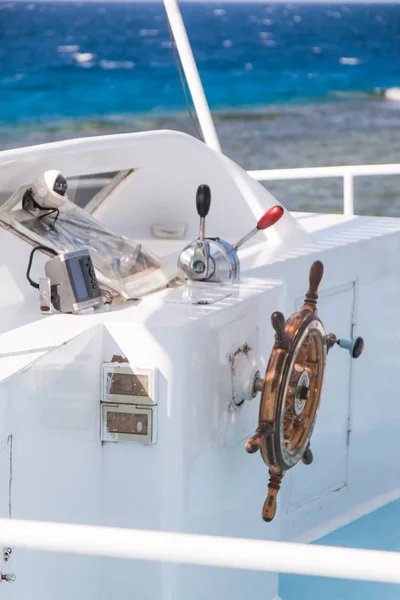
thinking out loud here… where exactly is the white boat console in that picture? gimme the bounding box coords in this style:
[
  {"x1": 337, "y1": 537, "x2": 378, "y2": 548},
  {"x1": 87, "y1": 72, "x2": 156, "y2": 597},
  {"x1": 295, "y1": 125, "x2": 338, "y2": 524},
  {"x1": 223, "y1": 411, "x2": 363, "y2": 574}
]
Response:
[{"x1": 0, "y1": 131, "x2": 399, "y2": 600}]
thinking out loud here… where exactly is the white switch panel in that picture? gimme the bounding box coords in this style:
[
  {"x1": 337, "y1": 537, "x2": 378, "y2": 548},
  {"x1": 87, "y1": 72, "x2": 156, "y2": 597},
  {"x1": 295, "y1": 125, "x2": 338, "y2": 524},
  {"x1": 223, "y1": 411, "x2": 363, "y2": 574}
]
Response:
[
  {"x1": 101, "y1": 403, "x2": 157, "y2": 444},
  {"x1": 101, "y1": 363, "x2": 157, "y2": 406}
]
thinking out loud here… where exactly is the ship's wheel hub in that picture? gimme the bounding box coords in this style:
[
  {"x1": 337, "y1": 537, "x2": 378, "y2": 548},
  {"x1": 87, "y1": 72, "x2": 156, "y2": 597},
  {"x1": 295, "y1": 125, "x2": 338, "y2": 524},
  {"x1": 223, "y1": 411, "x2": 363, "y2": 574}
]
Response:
[{"x1": 293, "y1": 369, "x2": 310, "y2": 416}]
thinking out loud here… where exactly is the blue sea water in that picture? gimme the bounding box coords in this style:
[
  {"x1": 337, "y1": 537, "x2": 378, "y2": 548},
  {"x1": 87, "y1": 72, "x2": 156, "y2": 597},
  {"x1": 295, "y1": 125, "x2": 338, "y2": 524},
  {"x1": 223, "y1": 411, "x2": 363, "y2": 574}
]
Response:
[
  {"x1": 0, "y1": 2, "x2": 400, "y2": 215},
  {"x1": 1, "y1": 1, "x2": 399, "y2": 124}
]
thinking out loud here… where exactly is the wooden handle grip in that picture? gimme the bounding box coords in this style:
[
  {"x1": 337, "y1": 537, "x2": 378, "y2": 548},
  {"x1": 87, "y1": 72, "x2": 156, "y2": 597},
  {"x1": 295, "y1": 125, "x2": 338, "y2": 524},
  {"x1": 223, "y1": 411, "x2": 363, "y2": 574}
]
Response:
[
  {"x1": 303, "y1": 261, "x2": 324, "y2": 312},
  {"x1": 262, "y1": 473, "x2": 283, "y2": 522},
  {"x1": 271, "y1": 312, "x2": 290, "y2": 351},
  {"x1": 245, "y1": 423, "x2": 272, "y2": 454}
]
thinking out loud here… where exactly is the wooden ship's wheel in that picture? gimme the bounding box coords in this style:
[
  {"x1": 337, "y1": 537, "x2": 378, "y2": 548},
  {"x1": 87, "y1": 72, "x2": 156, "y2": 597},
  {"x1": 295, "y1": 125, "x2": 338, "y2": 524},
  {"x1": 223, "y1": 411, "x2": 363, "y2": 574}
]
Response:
[{"x1": 246, "y1": 261, "x2": 363, "y2": 522}]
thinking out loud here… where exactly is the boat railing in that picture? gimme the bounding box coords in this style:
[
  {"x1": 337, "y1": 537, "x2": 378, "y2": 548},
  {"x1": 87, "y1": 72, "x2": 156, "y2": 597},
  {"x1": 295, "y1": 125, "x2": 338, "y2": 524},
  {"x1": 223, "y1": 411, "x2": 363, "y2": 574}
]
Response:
[
  {"x1": 248, "y1": 164, "x2": 400, "y2": 217},
  {"x1": 0, "y1": 518, "x2": 399, "y2": 584},
  {"x1": 163, "y1": 0, "x2": 400, "y2": 221}
]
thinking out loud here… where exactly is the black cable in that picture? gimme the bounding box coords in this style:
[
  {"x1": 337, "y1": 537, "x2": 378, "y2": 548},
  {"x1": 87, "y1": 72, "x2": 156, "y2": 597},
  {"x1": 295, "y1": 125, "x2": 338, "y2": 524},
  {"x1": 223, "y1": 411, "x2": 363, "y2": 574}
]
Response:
[
  {"x1": 38, "y1": 207, "x2": 60, "y2": 224},
  {"x1": 26, "y1": 245, "x2": 58, "y2": 289},
  {"x1": 166, "y1": 18, "x2": 205, "y2": 143},
  {"x1": 22, "y1": 189, "x2": 60, "y2": 226}
]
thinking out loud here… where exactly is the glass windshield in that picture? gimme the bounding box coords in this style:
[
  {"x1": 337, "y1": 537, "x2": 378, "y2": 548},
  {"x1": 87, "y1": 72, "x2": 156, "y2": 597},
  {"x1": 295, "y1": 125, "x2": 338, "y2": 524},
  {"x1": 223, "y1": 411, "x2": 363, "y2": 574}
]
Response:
[{"x1": 63, "y1": 171, "x2": 119, "y2": 208}]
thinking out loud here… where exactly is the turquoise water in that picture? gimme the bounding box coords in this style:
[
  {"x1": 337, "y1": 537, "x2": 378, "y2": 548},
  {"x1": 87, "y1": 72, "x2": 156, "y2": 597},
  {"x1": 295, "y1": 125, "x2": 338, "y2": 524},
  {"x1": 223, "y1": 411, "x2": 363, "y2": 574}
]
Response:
[
  {"x1": 1, "y1": 2, "x2": 399, "y2": 125},
  {"x1": 280, "y1": 499, "x2": 400, "y2": 600},
  {"x1": 1, "y1": 2, "x2": 399, "y2": 216}
]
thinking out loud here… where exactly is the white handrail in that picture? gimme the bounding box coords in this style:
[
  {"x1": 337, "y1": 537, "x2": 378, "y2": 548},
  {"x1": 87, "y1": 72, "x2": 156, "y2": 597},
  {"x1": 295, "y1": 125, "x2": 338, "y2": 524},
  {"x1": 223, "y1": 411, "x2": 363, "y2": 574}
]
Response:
[
  {"x1": 249, "y1": 164, "x2": 400, "y2": 180},
  {"x1": 248, "y1": 163, "x2": 400, "y2": 217},
  {"x1": 163, "y1": 0, "x2": 221, "y2": 152},
  {"x1": 0, "y1": 518, "x2": 399, "y2": 584}
]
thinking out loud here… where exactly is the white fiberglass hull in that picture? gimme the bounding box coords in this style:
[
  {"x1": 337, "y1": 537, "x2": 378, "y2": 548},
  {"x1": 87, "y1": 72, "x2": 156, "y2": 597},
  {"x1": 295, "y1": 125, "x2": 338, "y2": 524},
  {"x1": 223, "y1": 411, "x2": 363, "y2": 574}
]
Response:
[{"x1": 0, "y1": 131, "x2": 399, "y2": 599}]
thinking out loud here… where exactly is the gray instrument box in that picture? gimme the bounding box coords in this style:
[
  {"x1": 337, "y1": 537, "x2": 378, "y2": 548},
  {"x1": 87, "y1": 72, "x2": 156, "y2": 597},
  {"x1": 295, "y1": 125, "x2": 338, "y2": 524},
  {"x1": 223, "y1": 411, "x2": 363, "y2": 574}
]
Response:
[{"x1": 45, "y1": 249, "x2": 102, "y2": 313}]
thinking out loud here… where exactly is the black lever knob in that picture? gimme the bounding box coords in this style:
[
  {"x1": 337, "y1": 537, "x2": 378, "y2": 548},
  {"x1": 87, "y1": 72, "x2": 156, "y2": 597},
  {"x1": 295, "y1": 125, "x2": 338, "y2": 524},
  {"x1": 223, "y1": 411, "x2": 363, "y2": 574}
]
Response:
[{"x1": 196, "y1": 185, "x2": 211, "y2": 219}]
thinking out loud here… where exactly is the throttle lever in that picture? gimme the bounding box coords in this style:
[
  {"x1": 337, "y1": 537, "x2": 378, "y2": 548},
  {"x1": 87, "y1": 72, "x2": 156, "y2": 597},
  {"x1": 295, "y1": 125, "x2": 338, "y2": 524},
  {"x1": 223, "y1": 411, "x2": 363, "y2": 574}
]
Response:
[
  {"x1": 233, "y1": 205, "x2": 284, "y2": 250},
  {"x1": 191, "y1": 185, "x2": 212, "y2": 278},
  {"x1": 178, "y1": 189, "x2": 284, "y2": 284},
  {"x1": 196, "y1": 184, "x2": 211, "y2": 235}
]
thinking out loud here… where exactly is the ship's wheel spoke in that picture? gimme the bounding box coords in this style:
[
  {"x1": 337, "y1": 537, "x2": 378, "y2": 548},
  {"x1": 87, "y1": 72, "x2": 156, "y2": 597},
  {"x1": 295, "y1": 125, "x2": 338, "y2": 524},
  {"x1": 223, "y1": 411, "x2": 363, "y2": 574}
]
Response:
[
  {"x1": 294, "y1": 413, "x2": 310, "y2": 428},
  {"x1": 304, "y1": 361, "x2": 318, "y2": 383},
  {"x1": 284, "y1": 414, "x2": 295, "y2": 441},
  {"x1": 296, "y1": 336, "x2": 311, "y2": 365}
]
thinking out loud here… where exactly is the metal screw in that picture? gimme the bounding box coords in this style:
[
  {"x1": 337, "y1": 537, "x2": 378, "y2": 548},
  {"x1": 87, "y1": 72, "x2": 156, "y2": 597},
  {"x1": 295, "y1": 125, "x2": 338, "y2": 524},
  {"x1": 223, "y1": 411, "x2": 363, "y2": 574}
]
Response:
[
  {"x1": 1, "y1": 573, "x2": 16, "y2": 583},
  {"x1": 2, "y1": 548, "x2": 11, "y2": 562}
]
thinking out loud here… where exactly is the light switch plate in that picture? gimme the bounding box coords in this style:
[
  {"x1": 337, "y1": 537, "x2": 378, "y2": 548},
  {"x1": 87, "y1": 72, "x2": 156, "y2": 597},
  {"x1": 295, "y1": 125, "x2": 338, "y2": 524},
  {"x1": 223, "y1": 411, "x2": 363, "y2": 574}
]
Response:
[
  {"x1": 101, "y1": 403, "x2": 157, "y2": 444},
  {"x1": 101, "y1": 363, "x2": 157, "y2": 406}
]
